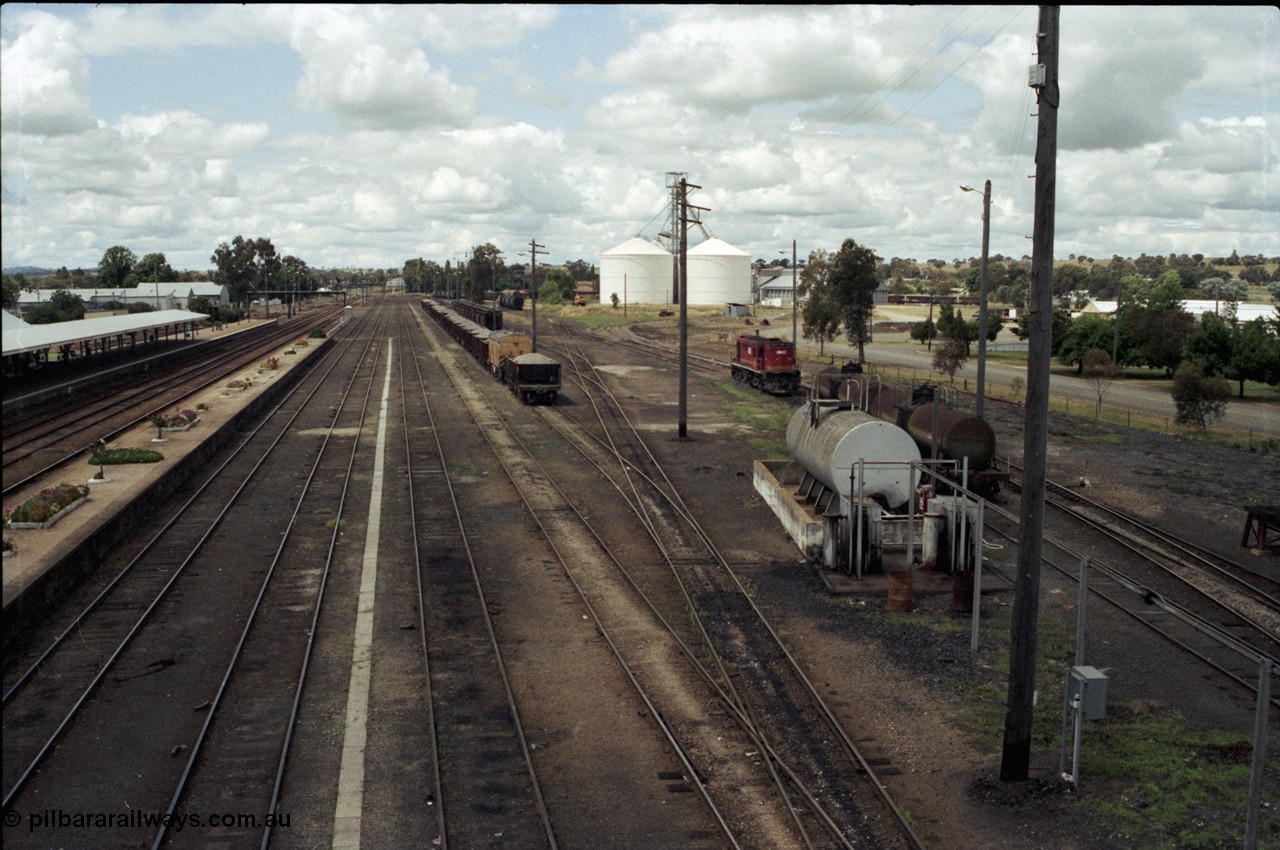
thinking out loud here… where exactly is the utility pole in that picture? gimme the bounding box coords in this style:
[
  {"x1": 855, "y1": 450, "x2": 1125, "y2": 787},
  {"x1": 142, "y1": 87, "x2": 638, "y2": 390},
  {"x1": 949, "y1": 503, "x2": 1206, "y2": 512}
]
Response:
[
  {"x1": 529, "y1": 239, "x2": 545, "y2": 352},
  {"x1": 1001, "y1": 4, "x2": 1058, "y2": 783},
  {"x1": 976, "y1": 180, "x2": 992, "y2": 419},
  {"x1": 791, "y1": 239, "x2": 798, "y2": 346},
  {"x1": 677, "y1": 178, "x2": 707, "y2": 440}
]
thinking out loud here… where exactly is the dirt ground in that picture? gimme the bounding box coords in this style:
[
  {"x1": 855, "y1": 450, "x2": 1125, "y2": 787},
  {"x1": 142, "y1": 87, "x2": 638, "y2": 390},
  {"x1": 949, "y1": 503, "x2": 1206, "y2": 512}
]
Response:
[{"x1": 561, "y1": 311, "x2": 1279, "y2": 850}]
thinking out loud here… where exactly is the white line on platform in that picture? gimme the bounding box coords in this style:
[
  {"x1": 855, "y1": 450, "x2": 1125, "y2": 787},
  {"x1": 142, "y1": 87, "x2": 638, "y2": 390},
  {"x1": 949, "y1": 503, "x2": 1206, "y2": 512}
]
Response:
[{"x1": 332, "y1": 339, "x2": 393, "y2": 850}]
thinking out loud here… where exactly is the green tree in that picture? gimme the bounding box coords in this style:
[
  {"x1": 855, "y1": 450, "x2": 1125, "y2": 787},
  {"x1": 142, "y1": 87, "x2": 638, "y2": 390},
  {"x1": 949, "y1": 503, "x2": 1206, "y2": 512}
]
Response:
[
  {"x1": 564, "y1": 259, "x2": 596, "y2": 283},
  {"x1": 1171, "y1": 359, "x2": 1230, "y2": 431},
  {"x1": 25, "y1": 288, "x2": 85, "y2": 324},
  {"x1": 1056, "y1": 314, "x2": 1116, "y2": 373},
  {"x1": 830, "y1": 238, "x2": 880, "y2": 363},
  {"x1": 466, "y1": 243, "x2": 505, "y2": 301},
  {"x1": 97, "y1": 246, "x2": 137, "y2": 290},
  {"x1": 403, "y1": 258, "x2": 429, "y2": 293},
  {"x1": 2, "y1": 275, "x2": 20, "y2": 311},
  {"x1": 211, "y1": 236, "x2": 282, "y2": 312},
  {"x1": 799, "y1": 249, "x2": 842, "y2": 355},
  {"x1": 1185, "y1": 312, "x2": 1235, "y2": 379},
  {"x1": 1228, "y1": 317, "x2": 1280, "y2": 397},
  {"x1": 539, "y1": 268, "x2": 575, "y2": 304},
  {"x1": 131, "y1": 252, "x2": 176, "y2": 285}
]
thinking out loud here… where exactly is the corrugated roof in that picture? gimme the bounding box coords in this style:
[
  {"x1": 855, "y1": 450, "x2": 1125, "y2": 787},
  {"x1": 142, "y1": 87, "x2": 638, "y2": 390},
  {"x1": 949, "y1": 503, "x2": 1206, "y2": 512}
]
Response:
[{"x1": 2, "y1": 310, "x2": 207, "y2": 357}]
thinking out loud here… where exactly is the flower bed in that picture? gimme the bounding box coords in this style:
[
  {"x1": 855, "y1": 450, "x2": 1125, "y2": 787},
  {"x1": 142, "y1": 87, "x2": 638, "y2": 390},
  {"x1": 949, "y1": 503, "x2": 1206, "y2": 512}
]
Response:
[
  {"x1": 6, "y1": 483, "x2": 90, "y2": 530},
  {"x1": 153, "y1": 409, "x2": 200, "y2": 432}
]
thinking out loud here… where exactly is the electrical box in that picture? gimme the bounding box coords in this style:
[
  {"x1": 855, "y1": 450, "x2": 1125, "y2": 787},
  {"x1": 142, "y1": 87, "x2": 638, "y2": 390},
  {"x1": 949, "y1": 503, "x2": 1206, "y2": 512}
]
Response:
[
  {"x1": 1027, "y1": 63, "x2": 1046, "y2": 87},
  {"x1": 1069, "y1": 666, "x2": 1108, "y2": 721}
]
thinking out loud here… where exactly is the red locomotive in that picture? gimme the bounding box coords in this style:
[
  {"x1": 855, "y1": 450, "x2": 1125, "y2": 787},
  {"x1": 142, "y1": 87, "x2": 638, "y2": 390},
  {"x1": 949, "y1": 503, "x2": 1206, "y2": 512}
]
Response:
[{"x1": 731, "y1": 334, "x2": 801, "y2": 394}]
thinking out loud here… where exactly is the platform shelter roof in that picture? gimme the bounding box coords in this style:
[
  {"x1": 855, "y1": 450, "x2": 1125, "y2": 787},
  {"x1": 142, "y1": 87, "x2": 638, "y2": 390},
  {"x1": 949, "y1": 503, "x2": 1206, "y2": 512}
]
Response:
[{"x1": 2, "y1": 310, "x2": 206, "y2": 357}]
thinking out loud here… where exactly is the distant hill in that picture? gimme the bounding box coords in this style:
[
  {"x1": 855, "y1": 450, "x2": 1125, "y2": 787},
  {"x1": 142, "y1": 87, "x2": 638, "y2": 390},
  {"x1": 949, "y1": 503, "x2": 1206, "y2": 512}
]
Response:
[{"x1": 3, "y1": 267, "x2": 55, "y2": 277}]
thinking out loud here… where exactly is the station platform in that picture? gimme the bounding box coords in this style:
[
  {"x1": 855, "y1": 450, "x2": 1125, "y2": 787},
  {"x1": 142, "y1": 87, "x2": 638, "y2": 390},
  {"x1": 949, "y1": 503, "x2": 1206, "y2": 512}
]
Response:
[{"x1": 2, "y1": 319, "x2": 336, "y2": 647}]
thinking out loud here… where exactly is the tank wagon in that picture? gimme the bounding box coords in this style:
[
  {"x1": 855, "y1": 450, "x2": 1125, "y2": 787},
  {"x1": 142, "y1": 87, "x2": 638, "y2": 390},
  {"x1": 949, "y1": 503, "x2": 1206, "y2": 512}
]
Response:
[
  {"x1": 731, "y1": 334, "x2": 801, "y2": 395},
  {"x1": 422, "y1": 299, "x2": 559, "y2": 405},
  {"x1": 825, "y1": 375, "x2": 1004, "y2": 497},
  {"x1": 497, "y1": 290, "x2": 526, "y2": 311}
]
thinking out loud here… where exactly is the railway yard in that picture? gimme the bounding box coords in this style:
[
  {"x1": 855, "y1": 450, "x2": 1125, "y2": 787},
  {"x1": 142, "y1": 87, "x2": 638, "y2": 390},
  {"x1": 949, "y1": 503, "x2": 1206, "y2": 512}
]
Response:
[{"x1": 3, "y1": 294, "x2": 1278, "y2": 850}]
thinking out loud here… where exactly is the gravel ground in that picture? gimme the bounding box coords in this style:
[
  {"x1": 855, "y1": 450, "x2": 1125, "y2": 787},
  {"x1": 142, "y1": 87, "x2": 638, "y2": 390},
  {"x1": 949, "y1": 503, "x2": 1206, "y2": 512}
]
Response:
[{"x1": 558, "y1": 310, "x2": 1279, "y2": 850}]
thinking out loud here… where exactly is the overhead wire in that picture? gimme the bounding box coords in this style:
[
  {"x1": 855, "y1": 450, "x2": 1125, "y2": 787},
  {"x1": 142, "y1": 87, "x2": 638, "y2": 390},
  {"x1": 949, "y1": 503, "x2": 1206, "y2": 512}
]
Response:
[{"x1": 787, "y1": 5, "x2": 1029, "y2": 201}]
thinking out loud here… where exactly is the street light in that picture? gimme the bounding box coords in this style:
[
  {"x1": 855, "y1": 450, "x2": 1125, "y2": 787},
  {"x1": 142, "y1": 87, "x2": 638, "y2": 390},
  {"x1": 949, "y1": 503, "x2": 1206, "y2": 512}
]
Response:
[{"x1": 960, "y1": 180, "x2": 991, "y2": 419}]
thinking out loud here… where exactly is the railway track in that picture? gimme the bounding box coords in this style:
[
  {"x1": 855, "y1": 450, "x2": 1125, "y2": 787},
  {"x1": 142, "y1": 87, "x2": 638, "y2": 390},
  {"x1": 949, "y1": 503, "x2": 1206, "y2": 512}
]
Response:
[
  {"x1": 2, "y1": 308, "x2": 377, "y2": 848},
  {"x1": 541, "y1": 325, "x2": 924, "y2": 849},
  {"x1": 998, "y1": 460, "x2": 1279, "y2": 707},
  {"x1": 2, "y1": 307, "x2": 344, "y2": 499},
  {"x1": 397, "y1": 305, "x2": 557, "y2": 849}
]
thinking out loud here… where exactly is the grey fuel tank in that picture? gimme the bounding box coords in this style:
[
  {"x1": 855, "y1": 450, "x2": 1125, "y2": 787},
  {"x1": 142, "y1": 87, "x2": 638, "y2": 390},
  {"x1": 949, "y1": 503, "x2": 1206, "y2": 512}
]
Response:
[{"x1": 786, "y1": 403, "x2": 921, "y2": 509}]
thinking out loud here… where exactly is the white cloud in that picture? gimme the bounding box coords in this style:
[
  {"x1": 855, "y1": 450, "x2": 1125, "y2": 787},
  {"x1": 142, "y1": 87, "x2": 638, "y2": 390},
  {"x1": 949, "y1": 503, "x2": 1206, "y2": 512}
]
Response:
[
  {"x1": 1, "y1": 5, "x2": 1276, "y2": 270},
  {"x1": 0, "y1": 9, "x2": 93, "y2": 135}
]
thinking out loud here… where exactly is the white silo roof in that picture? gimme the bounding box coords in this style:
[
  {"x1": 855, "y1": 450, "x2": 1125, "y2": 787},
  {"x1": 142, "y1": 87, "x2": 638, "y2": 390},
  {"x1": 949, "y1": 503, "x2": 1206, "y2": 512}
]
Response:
[
  {"x1": 602, "y1": 236, "x2": 672, "y2": 256},
  {"x1": 688, "y1": 237, "x2": 749, "y2": 257}
]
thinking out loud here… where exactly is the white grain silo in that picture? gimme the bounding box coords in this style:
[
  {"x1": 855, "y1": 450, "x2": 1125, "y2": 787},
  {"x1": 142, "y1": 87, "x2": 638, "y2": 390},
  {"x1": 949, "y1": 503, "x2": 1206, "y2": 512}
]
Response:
[
  {"x1": 600, "y1": 237, "x2": 673, "y2": 306},
  {"x1": 687, "y1": 237, "x2": 751, "y2": 305}
]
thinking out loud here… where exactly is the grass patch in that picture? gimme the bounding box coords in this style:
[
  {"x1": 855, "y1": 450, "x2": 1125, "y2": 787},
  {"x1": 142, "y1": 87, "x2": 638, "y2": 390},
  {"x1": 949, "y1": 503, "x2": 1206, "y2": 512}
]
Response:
[
  {"x1": 1077, "y1": 704, "x2": 1267, "y2": 849},
  {"x1": 717, "y1": 381, "x2": 792, "y2": 458}
]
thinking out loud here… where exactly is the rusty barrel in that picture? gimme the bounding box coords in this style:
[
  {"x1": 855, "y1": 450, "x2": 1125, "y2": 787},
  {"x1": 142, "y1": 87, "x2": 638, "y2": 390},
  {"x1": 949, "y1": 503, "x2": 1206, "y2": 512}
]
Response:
[{"x1": 887, "y1": 570, "x2": 914, "y2": 612}]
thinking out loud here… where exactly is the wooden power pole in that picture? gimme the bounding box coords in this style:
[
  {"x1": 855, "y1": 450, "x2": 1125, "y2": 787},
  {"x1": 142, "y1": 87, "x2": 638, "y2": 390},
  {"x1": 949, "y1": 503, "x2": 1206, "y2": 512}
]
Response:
[{"x1": 1001, "y1": 4, "x2": 1059, "y2": 783}]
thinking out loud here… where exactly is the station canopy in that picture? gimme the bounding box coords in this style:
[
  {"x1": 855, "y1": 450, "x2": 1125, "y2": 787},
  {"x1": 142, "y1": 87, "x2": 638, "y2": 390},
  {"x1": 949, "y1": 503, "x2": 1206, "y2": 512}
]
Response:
[{"x1": 2, "y1": 309, "x2": 207, "y2": 357}]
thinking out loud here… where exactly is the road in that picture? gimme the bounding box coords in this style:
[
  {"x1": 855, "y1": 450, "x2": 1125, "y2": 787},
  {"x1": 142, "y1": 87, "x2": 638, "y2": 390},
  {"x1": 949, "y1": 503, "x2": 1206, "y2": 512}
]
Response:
[{"x1": 813, "y1": 334, "x2": 1279, "y2": 441}]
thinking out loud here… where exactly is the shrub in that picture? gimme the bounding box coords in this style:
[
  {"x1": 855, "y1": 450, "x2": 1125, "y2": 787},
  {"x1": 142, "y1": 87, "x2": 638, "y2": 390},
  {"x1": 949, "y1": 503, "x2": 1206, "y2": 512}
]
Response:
[
  {"x1": 308, "y1": 327, "x2": 327, "y2": 339},
  {"x1": 88, "y1": 448, "x2": 164, "y2": 465},
  {"x1": 6, "y1": 483, "x2": 89, "y2": 525}
]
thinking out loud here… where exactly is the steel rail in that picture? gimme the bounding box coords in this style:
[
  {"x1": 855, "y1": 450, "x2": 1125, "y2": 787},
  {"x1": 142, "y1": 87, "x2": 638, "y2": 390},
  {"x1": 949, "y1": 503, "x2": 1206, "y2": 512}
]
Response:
[
  {"x1": 2, "y1": 315, "x2": 372, "y2": 813},
  {"x1": 392, "y1": 304, "x2": 449, "y2": 848},
  {"x1": 1004, "y1": 466, "x2": 1279, "y2": 653},
  {"x1": 412, "y1": 308, "x2": 560, "y2": 850},
  {"x1": 3, "y1": 316, "x2": 361, "y2": 704},
  {"x1": 418, "y1": 305, "x2": 751, "y2": 847},
  {"x1": 552, "y1": 327, "x2": 928, "y2": 850},
  {"x1": 153, "y1": 312, "x2": 388, "y2": 848},
  {"x1": 982, "y1": 501, "x2": 1280, "y2": 710},
  {"x1": 549, "y1": 333, "x2": 850, "y2": 850},
  {"x1": 3, "y1": 308, "x2": 345, "y2": 498}
]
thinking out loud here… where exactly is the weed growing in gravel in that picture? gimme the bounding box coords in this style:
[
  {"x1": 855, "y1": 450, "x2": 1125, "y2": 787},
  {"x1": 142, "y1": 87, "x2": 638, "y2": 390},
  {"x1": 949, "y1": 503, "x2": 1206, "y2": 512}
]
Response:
[{"x1": 1077, "y1": 704, "x2": 1264, "y2": 849}]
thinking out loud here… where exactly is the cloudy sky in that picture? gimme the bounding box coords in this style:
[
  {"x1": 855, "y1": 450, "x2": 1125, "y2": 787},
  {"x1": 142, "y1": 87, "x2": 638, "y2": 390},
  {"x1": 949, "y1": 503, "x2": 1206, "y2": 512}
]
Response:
[{"x1": 2, "y1": 4, "x2": 1277, "y2": 274}]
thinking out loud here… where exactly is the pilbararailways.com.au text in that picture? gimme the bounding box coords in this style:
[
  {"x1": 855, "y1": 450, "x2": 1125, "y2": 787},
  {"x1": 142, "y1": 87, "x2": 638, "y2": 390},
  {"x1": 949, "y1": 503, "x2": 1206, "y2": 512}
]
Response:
[{"x1": 9, "y1": 808, "x2": 291, "y2": 833}]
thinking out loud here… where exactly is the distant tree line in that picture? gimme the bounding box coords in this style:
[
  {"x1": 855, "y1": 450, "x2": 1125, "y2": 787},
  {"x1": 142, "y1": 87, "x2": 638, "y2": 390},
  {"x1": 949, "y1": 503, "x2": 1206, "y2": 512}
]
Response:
[{"x1": 401, "y1": 247, "x2": 597, "y2": 306}]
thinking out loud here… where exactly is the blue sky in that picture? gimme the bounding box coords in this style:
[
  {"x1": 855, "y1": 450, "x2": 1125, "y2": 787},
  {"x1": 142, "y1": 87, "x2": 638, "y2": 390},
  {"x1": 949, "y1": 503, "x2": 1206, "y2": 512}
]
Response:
[{"x1": 2, "y1": 5, "x2": 1277, "y2": 272}]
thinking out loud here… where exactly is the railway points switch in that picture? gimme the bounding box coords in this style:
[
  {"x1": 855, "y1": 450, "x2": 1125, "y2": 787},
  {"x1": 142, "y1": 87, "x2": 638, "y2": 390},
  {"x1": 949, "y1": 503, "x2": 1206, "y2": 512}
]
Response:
[{"x1": 1068, "y1": 665, "x2": 1108, "y2": 721}]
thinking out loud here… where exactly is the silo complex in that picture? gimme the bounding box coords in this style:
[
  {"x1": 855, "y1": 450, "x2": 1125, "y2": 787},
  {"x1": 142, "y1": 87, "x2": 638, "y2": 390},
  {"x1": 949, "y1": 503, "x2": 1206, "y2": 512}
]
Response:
[
  {"x1": 600, "y1": 237, "x2": 673, "y2": 306},
  {"x1": 687, "y1": 237, "x2": 751, "y2": 305}
]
